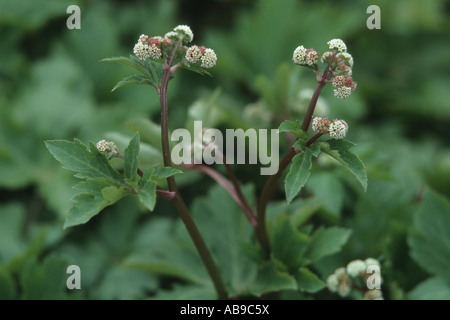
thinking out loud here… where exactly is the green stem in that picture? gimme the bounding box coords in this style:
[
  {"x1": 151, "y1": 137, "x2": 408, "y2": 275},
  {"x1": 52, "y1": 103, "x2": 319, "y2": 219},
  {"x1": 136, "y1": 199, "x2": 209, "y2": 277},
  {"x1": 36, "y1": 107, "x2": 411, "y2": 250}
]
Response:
[{"x1": 158, "y1": 57, "x2": 227, "y2": 300}]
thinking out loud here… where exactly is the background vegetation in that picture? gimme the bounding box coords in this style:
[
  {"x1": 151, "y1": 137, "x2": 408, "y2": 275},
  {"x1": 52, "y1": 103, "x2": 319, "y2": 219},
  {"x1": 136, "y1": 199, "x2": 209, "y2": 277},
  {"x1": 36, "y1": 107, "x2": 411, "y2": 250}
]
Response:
[{"x1": 1, "y1": 0, "x2": 449, "y2": 299}]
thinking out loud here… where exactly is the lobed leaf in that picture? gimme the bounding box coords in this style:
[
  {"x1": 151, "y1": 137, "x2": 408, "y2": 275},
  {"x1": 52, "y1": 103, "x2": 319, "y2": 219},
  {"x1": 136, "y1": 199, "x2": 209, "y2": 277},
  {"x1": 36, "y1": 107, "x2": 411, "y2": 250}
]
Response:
[
  {"x1": 317, "y1": 139, "x2": 367, "y2": 191},
  {"x1": 45, "y1": 139, "x2": 123, "y2": 185},
  {"x1": 64, "y1": 179, "x2": 128, "y2": 228}
]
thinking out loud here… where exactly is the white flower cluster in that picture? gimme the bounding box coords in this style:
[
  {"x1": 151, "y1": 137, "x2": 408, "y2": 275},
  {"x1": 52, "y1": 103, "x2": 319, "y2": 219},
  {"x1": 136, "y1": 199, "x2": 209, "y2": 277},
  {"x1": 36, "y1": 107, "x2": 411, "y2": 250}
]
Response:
[
  {"x1": 326, "y1": 258, "x2": 383, "y2": 300},
  {"x1": 333, "y1": 85, "x2": 352, "y2": 99},
  {"x1": 185, "y1": 45, "x2": 203, "y2": 64},
  {"x1": 328, "y1": 119, "x2": 348, "y2": 139},
  {"x1": 292, "y1": 45, "x2": 306, "y2": 65},
  {"x1": 96, "y1": 140, "x2": 119, "y2": 157},
  {"x1": 200, "y1": 48, "x2": 217, "y2": 68},
  {"x1": 326, "y1": 267, "x2": 351, "y2": 297},
  {"x1": 133, "y1": 41, "x2": 151, "y2": 61},
  {"x1": 311, "y1": 116, "x2": 331, "y2": 134},
  {"x1": 327, "y1": 38, "x2": 347, "y2": 53},
  {"x1": 338, "y1": 52, "x2": 353, "y2": 68},
  {"x1": 174, "y1": 25, "x2": 194, "y2": 43},
  {"x1": 133, "y1": 34, "x2": 162, "y2": 61},
  {"x1": 292, "y1": 46, "x2": 317, "y2": 66}
]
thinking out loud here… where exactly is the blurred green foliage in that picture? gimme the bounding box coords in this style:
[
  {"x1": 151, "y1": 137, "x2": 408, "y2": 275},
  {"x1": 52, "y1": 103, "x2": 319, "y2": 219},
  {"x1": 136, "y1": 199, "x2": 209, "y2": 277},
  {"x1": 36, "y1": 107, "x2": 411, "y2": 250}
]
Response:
[{"x1": 0, "y1": 0, "x2": 449, "y2": 300}]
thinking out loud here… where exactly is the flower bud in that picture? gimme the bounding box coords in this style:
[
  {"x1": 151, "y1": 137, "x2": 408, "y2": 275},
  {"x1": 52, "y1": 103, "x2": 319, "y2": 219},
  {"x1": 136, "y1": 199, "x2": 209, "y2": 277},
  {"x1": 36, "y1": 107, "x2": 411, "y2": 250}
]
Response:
[
  {"x1": 346, "y1": 259, "x2": 366, "y2": 277},
  {"x1": 96, "y1": 140, "x2": 119, "y2": 158}
]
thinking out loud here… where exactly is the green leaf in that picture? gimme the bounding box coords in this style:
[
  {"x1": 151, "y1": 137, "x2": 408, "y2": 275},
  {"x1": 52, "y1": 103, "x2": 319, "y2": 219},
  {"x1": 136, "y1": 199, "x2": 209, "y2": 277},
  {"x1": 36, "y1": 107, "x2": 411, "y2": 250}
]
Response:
[
  {"x1": 284, "y1": 148, "x2": 313, "y2": 203},
  {"x1": 249, "y1": 260, "x2": 297, "y2": 297},
  {"x1": 181, "y1": 61, "x2": 212, "y2": 77},
  {"x1": 269, "y1": 214, "x2": 310, "y2": 271},
  {"x1": 408, "y1": 277, "x2": 450, "y2": 300},
  {"x1": 149, "y1": 164, "x2": 183, "y2": 180},
  {"x1": 21, "y1": 255, "x2": 75, "y2": 300},
  {"x1": 138, "y1": 178, "x2": 157, "y2": 211},
  {"x1": 101, "y1": 56, "x2": 150, "y2": 78},
  {"x1": 64, "y1": 179, "x2": 128, "y2": 228},
  {"x1": 278, "y1": 120, "x2": 307, "y2": 139},
  {"x1": 111, "y1": 74, "x2": 154, "y2": 92},
  {"x1": 0, "y1": 266, "x2": 16, "y2": 299},
  {"x1": 293, "y1": 140, "x2": 320, "y2": 157},
  {"x1": 317, "y1": 139, "x2": 367, "y2": 191},
  {"x1": 123, "y1": 132, "x2": 140, "y2": 181},
  {"x1": 304, "y1": 227, "x2": 352, "y2": 263},
  {"x1": 45, "y1": 139, "x2": 123, "y2": 184},
  {"x1": 295, "y1": 268, "x2": 326, "y2": 293},
  {"x1": 408, "y1": 188, "x2": 450, "y2": 284}
]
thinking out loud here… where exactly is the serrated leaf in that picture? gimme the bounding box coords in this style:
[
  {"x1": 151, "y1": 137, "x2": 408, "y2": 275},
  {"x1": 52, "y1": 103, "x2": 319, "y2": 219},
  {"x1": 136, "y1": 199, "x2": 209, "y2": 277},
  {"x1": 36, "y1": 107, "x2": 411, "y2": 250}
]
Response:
[
  {"x1": 45, "y1": 139, "x2": 123, "y2": 184},
  {"x1": 408, "y1": 277, "x2": 450, "y2": 300},
  {"x1": 149, "y1": 164, "x2": 183, "y2": 180},
  {"x1": 64, "y1": 179, "x2": 128, "y2": 228},
  {"x1": 317, "y1": 139, "x2": 367, "y2": 191},
  {"x1": 249, "y1": 260, "x2": 297, "y2": 297},
  {"x1": 269, "y1": 214, "x2": 311, "y2": 271},
  {"x1": 111, "y1": 74, "x2": 154, "y2": 92},
  {"x1": 124, "y1": 132, "x2": 140, "y2": 181},
  {"x1": 138, "y1": 178, "x2": 157, "y2": 211},
  {"x1": 293, "y1": 140, "x2": 320, "y2": 157},
  {"x1": 21, "y1": 255, "x2": 73, "y2": 300},
  {"x1": 284, "y1": 149, "x2": 313, "y2": 203},
  {"x1": 101, "y1": 56, "x2": 150, "y2": 78},
  {"x1": 278, "y1": 120, "x2": 307, "y2": 139},
  {"x1": 304, "y1": 227, "x2": 352, "y2": 263},
  {"x1": 408, "y1": 189, "x2": 450, "y2": 284},
  {"x1": 295, "y1": 268, "x2": 326, "y2": 293}
]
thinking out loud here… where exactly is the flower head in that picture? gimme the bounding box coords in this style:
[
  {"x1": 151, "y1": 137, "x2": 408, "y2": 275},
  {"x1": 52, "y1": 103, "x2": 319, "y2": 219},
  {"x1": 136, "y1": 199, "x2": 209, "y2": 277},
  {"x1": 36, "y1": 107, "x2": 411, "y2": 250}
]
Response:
[
  {"x1": 329, "y1": 119, "x2": 348, "y2": 139},
  {"x1": 305, "y1": 49, "x2": 318, "y2": 66},
  {"x1": 201, "y1": 48, "x2": 217, "y2": 68},
  {"x1": 164, "y1": 31, "x2": 179, "y2": 41},
  {"x1": 338, "y1": 52, "x2": 353, "y2": 67},
  {"x1": 333, "y1": 86, "x2": 352, "y2": 99},
  {"x1": 347, "y1": 259, "x2": 366, "y2": 277},
  {"x1": 96, "y1": 140, "x2": 119, "y2": 158},
  {"x1": 337, "y1": 274, "x2": 352, "y2": 297},
  {"x1": 364, "y1": 258, "x2": 380, "y2": 269},
  {"x1": 332, "y1": 75, "x2": 346, "y2": 88},
  {"x1": 320, "y1": 51, "x2": 335, "y2": 64},
  {"x1": 133, "y1": 41, "x2": 151, "y2": 61},
  {"x1": 327, "y1": 38, "x2": 347, "y2": 53},
  {"x1": 174, "y1": 25, "x2": 194, "y2": 43},
  {"x1": 293, "y1": 45, "x2": 307, "y2": 65},
  {"x1": 311, "y1": 116, "x2": 331, "y2": 134},
  {"x1": 326, "y1": 274, "x2": 339, "y2": 293},
  {"x1": 185, "y1": 45, "x2": 203, "y2": 64},
  {"x1": 148, "y1": 44, "x2": 162, "y2": 59}
]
